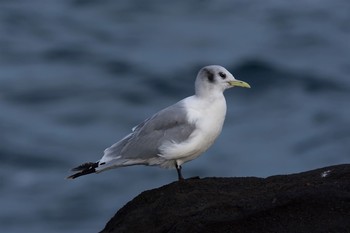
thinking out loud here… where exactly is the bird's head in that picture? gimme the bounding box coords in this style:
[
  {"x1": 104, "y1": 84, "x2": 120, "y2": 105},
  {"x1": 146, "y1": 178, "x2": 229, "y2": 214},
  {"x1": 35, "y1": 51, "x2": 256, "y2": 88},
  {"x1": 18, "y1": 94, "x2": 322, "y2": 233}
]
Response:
[{"x1": 195, "y1": 65, "x2": 250, "y2": 97}]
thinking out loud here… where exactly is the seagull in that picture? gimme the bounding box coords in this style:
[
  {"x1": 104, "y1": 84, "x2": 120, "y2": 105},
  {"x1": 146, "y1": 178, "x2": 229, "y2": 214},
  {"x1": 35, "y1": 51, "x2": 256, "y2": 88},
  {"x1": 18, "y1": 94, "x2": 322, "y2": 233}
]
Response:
[{"x1": 67, "y1": 65, "x2": 250, "y2": 180}]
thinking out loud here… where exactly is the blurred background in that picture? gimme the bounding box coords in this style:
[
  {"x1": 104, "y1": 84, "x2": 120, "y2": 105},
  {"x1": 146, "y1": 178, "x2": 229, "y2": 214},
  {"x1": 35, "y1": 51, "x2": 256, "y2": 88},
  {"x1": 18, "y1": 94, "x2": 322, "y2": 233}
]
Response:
[{"x1": 0, "y1": 0, "x2": 349, "y2": 232}]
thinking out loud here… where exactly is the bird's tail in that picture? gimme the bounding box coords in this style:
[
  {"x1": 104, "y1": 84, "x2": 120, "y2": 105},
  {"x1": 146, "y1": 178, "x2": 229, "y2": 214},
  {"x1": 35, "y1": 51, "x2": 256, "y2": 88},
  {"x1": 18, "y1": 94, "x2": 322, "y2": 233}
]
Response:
[{"x1": 67, "y1": 162, "x2": 98, "y2": 179}]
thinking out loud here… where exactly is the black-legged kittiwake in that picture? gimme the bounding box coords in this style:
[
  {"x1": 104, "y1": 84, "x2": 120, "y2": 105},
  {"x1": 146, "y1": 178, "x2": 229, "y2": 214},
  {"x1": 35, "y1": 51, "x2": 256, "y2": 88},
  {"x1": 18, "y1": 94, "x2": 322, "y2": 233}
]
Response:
[{"x1": 67, "y1": 65, "x2": 250, "y2": 180}]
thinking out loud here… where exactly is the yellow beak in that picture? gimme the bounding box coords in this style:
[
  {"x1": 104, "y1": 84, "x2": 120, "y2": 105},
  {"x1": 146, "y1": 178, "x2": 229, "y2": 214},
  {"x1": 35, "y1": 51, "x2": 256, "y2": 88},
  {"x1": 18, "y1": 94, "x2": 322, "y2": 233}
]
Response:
[{"x1": 228, "y1": 80, "x2": 251, "y2": 88}]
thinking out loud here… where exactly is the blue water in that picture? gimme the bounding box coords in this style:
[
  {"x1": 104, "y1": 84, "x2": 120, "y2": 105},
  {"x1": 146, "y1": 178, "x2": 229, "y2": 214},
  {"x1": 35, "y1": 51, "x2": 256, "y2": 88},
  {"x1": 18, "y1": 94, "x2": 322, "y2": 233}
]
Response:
[{"x1": 1, "y1": 0, "x2": 350, "y2": 232}]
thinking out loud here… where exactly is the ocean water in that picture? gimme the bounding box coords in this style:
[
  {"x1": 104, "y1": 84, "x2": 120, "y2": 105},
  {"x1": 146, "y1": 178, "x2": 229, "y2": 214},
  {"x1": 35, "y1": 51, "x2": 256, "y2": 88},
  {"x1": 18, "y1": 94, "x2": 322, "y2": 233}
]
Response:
[{"x1": 0, "y1": 0, "x2": 349, "y2": 232}]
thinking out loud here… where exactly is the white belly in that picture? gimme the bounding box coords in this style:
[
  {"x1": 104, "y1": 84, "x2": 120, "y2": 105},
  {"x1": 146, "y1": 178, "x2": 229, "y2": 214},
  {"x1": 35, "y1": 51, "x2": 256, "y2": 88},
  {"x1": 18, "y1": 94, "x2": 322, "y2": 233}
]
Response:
[{"x1": 158, "y1": 95, "x2": 227, "y2": 166}]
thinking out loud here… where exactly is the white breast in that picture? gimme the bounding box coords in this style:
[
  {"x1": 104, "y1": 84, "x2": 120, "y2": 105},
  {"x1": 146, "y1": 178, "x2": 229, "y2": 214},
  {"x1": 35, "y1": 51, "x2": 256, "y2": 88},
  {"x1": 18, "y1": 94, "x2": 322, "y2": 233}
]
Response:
[{"x1": 158, "y1": 94, "x2": 227, "y2": 165}]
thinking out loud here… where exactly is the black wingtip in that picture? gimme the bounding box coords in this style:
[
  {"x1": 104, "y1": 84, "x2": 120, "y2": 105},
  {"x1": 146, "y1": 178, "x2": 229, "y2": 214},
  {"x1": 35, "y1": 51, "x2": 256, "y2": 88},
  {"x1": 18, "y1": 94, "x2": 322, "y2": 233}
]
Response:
[
  {"x1": 66, "y1": 173, "x2": 81, "y2": 179},
  {"x1": 71, "y1": 162, "x2": 98, "y2": 172},
  {"x1": 67, "y1": 162, "x2": 98, "y2": 179}
]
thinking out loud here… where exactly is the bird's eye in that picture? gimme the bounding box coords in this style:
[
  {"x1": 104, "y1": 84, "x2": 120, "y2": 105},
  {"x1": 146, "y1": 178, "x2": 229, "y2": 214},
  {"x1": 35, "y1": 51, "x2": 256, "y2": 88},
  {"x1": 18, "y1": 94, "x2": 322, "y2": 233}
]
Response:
[{"x1": 219, "y1": 72, "x2": 226, "y2": 79}]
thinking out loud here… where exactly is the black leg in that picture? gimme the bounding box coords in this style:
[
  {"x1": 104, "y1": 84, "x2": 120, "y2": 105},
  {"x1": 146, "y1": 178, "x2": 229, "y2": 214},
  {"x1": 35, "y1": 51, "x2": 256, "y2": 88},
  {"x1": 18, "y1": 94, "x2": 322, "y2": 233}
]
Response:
[{"x1": 175, "y1": 162, "x2": 184, "y2": 181}]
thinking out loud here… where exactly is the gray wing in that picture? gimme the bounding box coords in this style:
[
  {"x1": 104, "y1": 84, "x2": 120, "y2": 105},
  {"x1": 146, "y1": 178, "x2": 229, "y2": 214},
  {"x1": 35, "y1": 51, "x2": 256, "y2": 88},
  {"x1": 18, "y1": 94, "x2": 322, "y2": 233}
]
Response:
[{"x1": 103, "y1": 101, "x2": 196, "y2": 161}]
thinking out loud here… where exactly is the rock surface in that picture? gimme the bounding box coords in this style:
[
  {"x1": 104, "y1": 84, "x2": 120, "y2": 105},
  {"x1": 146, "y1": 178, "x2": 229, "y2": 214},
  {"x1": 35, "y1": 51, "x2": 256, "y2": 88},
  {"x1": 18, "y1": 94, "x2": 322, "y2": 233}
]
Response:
[{"x1": 100, "y1": 164, "x2": 350, "y2": 233}]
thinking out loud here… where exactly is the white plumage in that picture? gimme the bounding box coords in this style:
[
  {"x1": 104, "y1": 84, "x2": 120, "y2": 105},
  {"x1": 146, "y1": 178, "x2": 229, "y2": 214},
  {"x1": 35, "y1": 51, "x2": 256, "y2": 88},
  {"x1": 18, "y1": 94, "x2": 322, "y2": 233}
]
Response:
[{"x1": 68, "y1": 65, "x2": 250, "y2": 180}]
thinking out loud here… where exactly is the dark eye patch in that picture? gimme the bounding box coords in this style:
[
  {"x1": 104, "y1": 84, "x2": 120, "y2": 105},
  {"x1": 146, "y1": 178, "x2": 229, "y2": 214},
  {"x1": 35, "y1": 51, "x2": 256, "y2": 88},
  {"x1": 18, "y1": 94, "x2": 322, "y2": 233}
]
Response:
[
  {"x1": 204, "y1": 69, "x2": 214, "y2": 83},
  {"x1": 219, "y1": 72, "x2": 226, "y2": 79}
]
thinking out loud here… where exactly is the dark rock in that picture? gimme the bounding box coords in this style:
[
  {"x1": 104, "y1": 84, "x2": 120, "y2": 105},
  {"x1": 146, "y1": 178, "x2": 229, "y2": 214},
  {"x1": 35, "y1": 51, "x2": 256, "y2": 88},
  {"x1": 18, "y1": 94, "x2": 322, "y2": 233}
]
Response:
[{"x1": 100, "y1": 164, "x2": 350, "y2": 233}]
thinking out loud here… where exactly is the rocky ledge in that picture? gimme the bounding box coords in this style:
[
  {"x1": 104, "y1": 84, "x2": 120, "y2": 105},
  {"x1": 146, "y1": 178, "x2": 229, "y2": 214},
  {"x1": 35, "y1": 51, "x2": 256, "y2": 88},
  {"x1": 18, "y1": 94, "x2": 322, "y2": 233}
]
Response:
[{"x1": 100, "y1": 164, "x2": 350, "y2": 233}]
